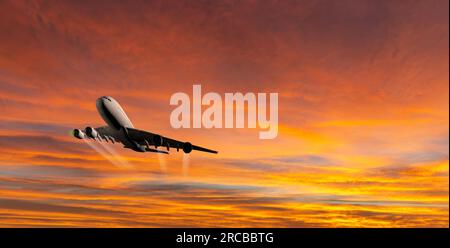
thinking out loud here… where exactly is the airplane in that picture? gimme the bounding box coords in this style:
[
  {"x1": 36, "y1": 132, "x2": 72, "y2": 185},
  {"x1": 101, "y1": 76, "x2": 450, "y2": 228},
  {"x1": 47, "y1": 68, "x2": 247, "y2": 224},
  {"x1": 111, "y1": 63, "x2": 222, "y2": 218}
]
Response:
[{"x1": 72, "y1": 96, "x2": 218, "y2": 155}]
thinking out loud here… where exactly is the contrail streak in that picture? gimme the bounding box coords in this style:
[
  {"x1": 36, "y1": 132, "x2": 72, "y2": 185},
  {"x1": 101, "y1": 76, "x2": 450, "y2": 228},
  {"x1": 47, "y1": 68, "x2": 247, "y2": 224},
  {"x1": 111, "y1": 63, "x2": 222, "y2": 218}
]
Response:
[
  {"x1": 83, "y1": 139, "x2": 132, "y2": 169},
  {"x1": 157, "y1": 152, "x2": 167, "y2": 173},
  {"x1": 97, "y1": 140, "x2": 133, "y2": 169},
  {"x1": 182, "y1": 153, "x2": 190, "y2": 177}
]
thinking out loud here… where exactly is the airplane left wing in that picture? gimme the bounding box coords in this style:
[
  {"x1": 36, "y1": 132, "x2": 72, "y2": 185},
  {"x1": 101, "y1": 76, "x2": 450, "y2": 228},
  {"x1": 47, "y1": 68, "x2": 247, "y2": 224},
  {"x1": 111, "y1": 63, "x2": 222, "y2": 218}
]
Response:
[
  {"x1": 73, "y1": 126, "x2": 119, "y2": 142},
  {"x1": 125, "y1": 127, "x2": 218, "y2": 154},
  {"x1": 93, "y1": 126, "x2": 116, "y2": 141}
]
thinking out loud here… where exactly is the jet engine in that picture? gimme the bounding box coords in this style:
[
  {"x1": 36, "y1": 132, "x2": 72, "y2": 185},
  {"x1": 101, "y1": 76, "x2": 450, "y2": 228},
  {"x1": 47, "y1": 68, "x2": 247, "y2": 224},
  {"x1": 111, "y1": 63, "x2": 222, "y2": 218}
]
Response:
[
  {"x1": 153, "y1": 135, "x2": 163, "y2": 148},
  {"x1": 183, "y1": 142, "x2": 193, "y2": 154},
  {"x1": 73, "y1": 129, "x2": 85, "y2": 139},
  {"x1": 85, "y1": 127, "x2": 98, "y2": 139}
]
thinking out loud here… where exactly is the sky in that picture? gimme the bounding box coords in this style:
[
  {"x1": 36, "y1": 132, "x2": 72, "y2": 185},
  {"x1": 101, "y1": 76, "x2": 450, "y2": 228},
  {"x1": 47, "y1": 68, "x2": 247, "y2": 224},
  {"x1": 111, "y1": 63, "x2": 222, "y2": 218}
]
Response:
[{"x1": 0, "y1": 0, "x2": 448, "y2": 227}]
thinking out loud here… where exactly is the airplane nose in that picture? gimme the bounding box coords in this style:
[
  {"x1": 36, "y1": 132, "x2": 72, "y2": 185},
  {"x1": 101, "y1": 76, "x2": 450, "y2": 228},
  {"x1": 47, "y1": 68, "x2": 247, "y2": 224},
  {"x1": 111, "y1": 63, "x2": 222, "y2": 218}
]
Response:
[
  {"x1": 96, "y1": 96, "x2": 111, "y2": 105},
  {"x1": 96, "y1": 97, "x2": 105, "y2": 106},
  {"x1": 98, "y1": 96, "x2": 113, "y2": 102}
]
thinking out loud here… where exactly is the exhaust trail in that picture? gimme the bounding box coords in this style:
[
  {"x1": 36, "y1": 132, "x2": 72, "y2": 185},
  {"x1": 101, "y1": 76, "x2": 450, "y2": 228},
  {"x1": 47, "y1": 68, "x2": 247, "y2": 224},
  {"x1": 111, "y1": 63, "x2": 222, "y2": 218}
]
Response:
[
  {"x1": 157, "y1": 152, "x2": 167, "y2": 173},
  {"x1": 97, "y1": 140, "x2": 133, "y2": 169},
  {"x1": 84, "y1": 140, "x2": 122, "y2": 167},
  {"x1": 182, "y1": 153, "x2": 190, "y2": 177},
  {"x1": 83, "y1": 139, "x2": 131, "y2": 169}
]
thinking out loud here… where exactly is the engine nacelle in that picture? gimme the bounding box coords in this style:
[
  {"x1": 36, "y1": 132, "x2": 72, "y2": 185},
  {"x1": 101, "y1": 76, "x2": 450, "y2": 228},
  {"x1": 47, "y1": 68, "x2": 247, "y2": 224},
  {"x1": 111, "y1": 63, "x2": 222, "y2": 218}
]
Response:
[
  {"x1": 131, "y1": 141, "x2": 146, "y2": 152},
  {"x1": 153, "y1": 135, "x2": 163, "y2": 147},
  {"x1": 85, "y1": 127, "x2": 98, "y2": 139},
  {"x1": 183, "y1": 142, "x2": 193, "y2": 154},
  {"x1": 73, "y1": 129, "x2": 85, "y2": 139}
]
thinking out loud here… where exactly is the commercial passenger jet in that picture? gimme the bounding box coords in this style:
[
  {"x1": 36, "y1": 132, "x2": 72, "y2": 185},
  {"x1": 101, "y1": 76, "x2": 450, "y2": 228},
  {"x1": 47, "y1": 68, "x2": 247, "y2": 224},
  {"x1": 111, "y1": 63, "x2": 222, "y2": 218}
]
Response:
[{"x1": 72, "y1": 96, "x2": 218, "y2": 155}]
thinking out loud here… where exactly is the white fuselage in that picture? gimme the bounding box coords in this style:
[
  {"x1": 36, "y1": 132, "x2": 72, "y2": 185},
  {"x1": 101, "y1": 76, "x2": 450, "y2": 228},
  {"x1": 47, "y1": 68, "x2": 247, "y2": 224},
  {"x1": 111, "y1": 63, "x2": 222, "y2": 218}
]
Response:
[
  {"x1": 95, "y1": 96, "x2": 147, "y2": 151},
  {"x1": 96, "y1": 96, "x2": 134, "y2": 130}
]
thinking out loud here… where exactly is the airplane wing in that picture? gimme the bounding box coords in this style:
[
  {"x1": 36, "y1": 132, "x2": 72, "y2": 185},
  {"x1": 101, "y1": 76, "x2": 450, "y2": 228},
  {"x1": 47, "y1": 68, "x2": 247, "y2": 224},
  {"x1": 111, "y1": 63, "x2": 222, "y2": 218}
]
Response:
[
  {"x1": 92, "y1": 126, "x2": 119, "y2": 142},
  {"x1": 74, "y1": 125, "x2": 128, "y2": 145},
  {"x1": 126, "y1": 127, "x2": 218, "y2": 154}
]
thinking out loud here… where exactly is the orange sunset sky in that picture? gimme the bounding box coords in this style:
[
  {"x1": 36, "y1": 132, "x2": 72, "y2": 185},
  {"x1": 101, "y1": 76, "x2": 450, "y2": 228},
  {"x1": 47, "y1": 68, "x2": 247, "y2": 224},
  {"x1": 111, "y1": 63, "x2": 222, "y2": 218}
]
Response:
[{"x1": 0, "y1": 0, "x2": 448, "y2": 227}]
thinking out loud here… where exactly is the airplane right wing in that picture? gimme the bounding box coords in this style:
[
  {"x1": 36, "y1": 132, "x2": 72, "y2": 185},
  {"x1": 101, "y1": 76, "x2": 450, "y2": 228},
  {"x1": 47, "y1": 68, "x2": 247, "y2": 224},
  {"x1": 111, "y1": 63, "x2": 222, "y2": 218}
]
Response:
[{"x1": 125, "y1": 127, "x2": 218, "y2": 154}]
